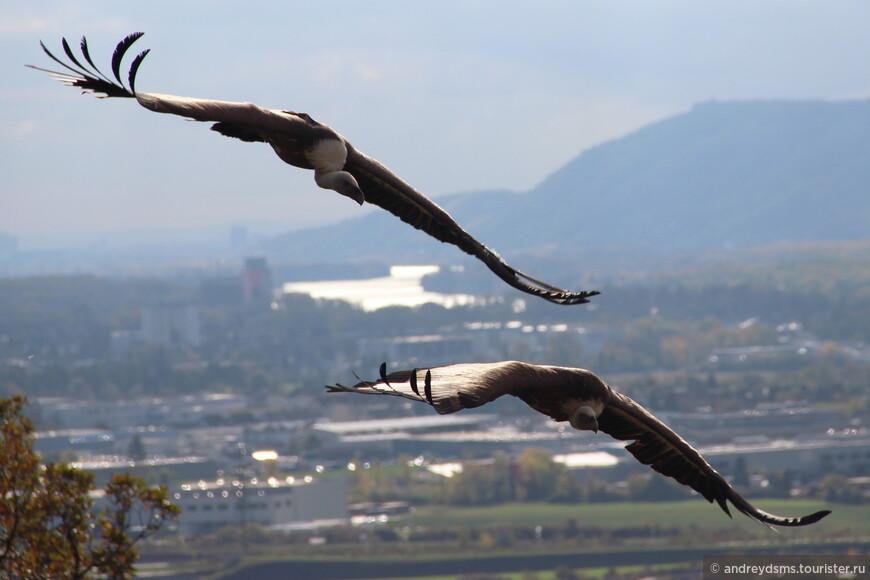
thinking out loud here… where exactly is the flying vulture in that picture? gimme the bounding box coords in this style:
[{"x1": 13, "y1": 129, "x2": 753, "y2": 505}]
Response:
[
  {"x1": 28, "y1": 33, "x2": 598, "y2": 306},
  {"x1": 327, "y1": 361, "x2": 831, "y2": 527}
]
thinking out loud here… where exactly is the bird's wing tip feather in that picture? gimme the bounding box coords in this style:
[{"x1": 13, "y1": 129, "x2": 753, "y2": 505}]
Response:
[
  {"x1": 740, "y1": 503, "x2": 831, "y2": 527},
  {"x1": 507, "y1": 268, "x2": 600, "y2": 306},
  {"x1": 128, "y1": 48, "x2": 151, "y2": 94},
  {"x1": 111, "y1": 32, "x2": 146, "y2": 87},
  {"x1": 31, "y1": 32, "x2": 148, "y2": 99},
  {"x1": 799, "y1": 509, "x2": 832, "y2": 525}
]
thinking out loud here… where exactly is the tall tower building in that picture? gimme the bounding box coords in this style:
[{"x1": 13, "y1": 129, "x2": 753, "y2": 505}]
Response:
[{"x1": 242, "y1": 257, "x2": 274, "y2": 304}]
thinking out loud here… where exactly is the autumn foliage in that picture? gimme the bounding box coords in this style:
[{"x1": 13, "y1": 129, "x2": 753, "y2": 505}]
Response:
[{"x1": 0, "y1": 396, "x2": 180, "y2": 580}]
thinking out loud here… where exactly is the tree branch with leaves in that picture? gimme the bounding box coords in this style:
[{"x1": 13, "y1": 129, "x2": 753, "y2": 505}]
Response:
[{"x1": 1, "y1": 396, "x2": 181, "y2": 580}]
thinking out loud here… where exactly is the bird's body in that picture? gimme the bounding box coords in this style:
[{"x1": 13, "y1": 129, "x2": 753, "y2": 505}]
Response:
[
  {"x1": 29, "y1": 33, "x2": 599, "y2": 306},
  {"x1": 328, "y1": 361, "x2": 831, "y2": 528},
  {"x1": 134, "y1": 92, "x2": 367, "y2": 204}
]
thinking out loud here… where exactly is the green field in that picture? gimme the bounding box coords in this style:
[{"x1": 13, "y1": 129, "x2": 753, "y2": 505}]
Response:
[
  {"x1": 364, "y1": 564, "x2": 693, "y2": 580},
  {"x1": 209, "y1": 499, "x2": 870, "y2": 580},
  {"x1": 399, "y1": 499, "x2": 859, "y2": 531}
]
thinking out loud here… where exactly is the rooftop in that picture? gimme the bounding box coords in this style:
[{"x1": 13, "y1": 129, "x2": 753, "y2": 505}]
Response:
[{"x1": 313, "y1": 413, "x2": 495, "y2": 435}]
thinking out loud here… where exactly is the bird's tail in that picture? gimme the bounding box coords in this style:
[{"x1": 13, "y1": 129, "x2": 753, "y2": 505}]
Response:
[{"x1": 26, "y1": 33, "x2": 149, "y2": 98}]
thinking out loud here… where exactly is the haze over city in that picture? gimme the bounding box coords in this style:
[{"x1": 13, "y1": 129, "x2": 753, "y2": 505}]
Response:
[
  {"x1": 4, "y1": 3, "x2": 870, "y2": 578},
  {"x1": 4, "y1": 1, "x2": 870, "y2": 249}
]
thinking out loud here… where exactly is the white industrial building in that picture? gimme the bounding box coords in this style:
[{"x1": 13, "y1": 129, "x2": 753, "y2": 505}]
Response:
[{"x1": 173, "y1": 475, "x2": 348, "y2": 535}]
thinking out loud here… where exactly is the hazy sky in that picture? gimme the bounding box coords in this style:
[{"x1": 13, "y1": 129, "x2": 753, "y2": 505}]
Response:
[{"x1": 3, "y1": 1, "x2": 869, "y2": 240}]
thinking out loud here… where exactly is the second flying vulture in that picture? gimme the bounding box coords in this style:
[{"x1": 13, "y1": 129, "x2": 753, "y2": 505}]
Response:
[
  {"x1": 328, "y1": 361, "x2": 831, "y2": 528},
  {"x1": 29, "y1": 33, "x2": 598, "y2": 306}
]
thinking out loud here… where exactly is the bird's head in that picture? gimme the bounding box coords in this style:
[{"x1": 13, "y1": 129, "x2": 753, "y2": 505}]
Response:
[
  {"x1": 569, "y1": 405, "x2": 599, "y2": 433},
  {"x1": 335, "y1": 172, "x2": 365, "y2": 205},
  {"x1": 315, "y1": 169, "x2": 365, "y2": 205}
]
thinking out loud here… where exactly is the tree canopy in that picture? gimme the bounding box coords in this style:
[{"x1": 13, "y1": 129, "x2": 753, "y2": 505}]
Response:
[{"x1": 0, "y1": 396, "x2": 180, "y2": 580}]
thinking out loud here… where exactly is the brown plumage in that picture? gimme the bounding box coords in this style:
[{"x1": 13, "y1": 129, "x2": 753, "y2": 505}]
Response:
[
  {"x1": 28, "y1": 33, "x2": 599, "y2": 306},
  {"x1": 328, "y1": 361, "x2": 831, "y2": 528}
]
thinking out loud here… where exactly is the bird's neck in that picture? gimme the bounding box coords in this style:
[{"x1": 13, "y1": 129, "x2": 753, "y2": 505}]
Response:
[{"x1": 314, "y1": 168, "x2": 345, "y2": 190}]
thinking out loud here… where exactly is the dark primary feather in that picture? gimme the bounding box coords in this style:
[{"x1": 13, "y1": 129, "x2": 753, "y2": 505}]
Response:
[
  {"x1": 28, "y1": 33, "x2": 599, "y2": 306},
  {"x1": 128, "y1": 49, "x2": 151, "y2": 95},
  {"x1": 61, "y1": 37, "x2": 87, "y2": 72},
  {"x1": 37, "y1": 40, "x2": 83, "y2": 77},
  {"x1": 79, "y1": 36, "x2": 103, "y2": 76},
  {"x1": 28, "y1": 34, "x2": 144, "y2": 98},
  {"x1": 328, "y1": 361, "x2": 831, "y2": 527},
  {"x1": 111, "y1": 32, "x2": 144, "y2": 86}
]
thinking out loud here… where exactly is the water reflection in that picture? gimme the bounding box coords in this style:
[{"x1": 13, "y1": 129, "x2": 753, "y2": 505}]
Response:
[{"x1": 282, "y1": 265, "x2": 478, "y2": 311}]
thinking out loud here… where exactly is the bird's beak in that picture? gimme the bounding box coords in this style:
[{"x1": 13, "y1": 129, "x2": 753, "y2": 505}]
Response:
[{"x1": 341, "y1": 185, "x2": 364, "y2": 206}]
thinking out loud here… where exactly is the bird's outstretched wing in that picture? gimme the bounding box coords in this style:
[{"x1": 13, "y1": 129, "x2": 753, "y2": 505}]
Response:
[
  {"x1": 29, "y1": 33, "x2": 600, "y2": 306},
  {"x1": 598, "y1": 391, "x2": 831, "y2": 527},
  {"x1": 327, "y1": 361, "x2": 542, "y2": 414},
  {"x1": 345, "y1": 148, "x2": 599, "y2": 305},
  {"x1": 27, "y1": 34, "x2": 317, "y2": 144}
]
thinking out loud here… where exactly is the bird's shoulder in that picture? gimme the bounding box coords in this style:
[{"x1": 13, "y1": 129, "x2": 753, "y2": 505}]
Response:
[
  {"x1": 277, "y1": 110, "x2": 337, "y2": 134},
  {"x1": 528, "y1": 365, "x2": 611, "y2": 396},
  {"x1": 506, "y1": 365, "x2": 611, "y2": 420}
]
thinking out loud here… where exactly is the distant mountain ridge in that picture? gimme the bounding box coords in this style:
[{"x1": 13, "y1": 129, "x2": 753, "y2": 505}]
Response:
[{"x1": 267, "y1": 99, "x2": 870, "y2": 263}]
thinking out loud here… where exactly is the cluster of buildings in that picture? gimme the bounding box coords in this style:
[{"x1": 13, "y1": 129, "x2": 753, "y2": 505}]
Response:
[
  {"x1": 110, "y1": 257, "x2": 274, "y2": 354},
  {"x1": 30, "y1": 382, "x2": 870, "y2": 535},
  {"x1": 14, "y1": 258, "x2": 870, "y2": 535}
]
